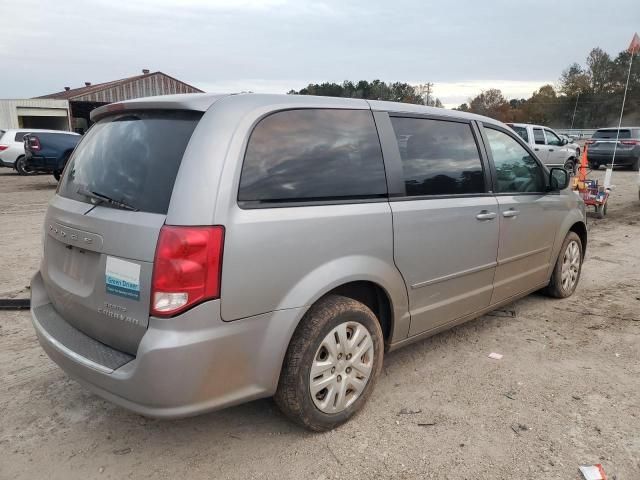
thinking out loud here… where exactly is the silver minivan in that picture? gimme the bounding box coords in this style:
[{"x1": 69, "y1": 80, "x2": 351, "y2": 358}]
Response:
[{"x1": 31, "y1": 93, "x2": 586, "y2": 431}]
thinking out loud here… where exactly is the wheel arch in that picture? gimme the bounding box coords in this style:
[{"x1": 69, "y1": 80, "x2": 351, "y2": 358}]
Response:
[{"x1": 569, "y1": 221, "x2": 587, "y2": 258}]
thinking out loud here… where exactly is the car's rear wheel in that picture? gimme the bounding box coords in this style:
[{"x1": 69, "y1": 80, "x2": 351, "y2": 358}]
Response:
[
  {"x1": 15, "y1": 156, "x2": 30, "y2": 175},
  {"x1": 275, "y1": 294, "x2": 384, "y2": 431},
  {"x1": 589, "y1": 161, "x2": 599, "y2": 170},
  {"x1": 629, "y1": 157, "x2": 639, "y2": 171},
  {"x1": 544, "y1": 232, "x2": 583, "y2": 298}
]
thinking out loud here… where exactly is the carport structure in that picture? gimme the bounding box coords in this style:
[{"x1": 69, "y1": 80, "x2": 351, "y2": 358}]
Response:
[{"x1": 36, "y1": 69, "x2": 203, "y2": 134}]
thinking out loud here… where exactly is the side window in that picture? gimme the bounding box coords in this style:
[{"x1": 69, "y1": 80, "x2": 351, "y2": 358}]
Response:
[
  {"x1": 485, "y1": 128, "x2": 546, "y2": 194},
  {"x1": 511, "y1": 125, "x2": 529, "y2": 143},
  {"x1": 544, "y1": 129, "x2": 562, "y2": 146},
  {"x1": 533, "y1": 128, "x2": 545, "y2": 145},
  {"x1": 390, "y1": 117, "x2": 485, "y2": 196},
  {"x1": 239, "y1": 109, "x2": 387, "y2": 204},
  {"x1": 14, "y1": 132, "x2": 28, "y2": 142}
]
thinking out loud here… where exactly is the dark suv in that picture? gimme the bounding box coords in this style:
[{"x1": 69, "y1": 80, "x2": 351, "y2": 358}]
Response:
[
  {"x1": 23, "y1": 131, "x2": 81, "y2": 180},
  {"x1": 586, "y1": 127, "x2": 640, "y2": 170}
]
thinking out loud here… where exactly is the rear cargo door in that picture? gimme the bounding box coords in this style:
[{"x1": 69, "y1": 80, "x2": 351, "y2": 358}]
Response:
[
  {"x1": 42, "y1": 111, "x2": 202, "y2": 355},
  {"x1": 590, "y1": 129, "x2": 632, "y2": 156}
]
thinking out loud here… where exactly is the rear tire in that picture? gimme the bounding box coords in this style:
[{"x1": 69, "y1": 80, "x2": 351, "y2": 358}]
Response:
[
  {"x1": 544, "y1": 232, "x2": 583, "y2": 299},
  {"x1": 15, "y1": 156, "x2": 29, "y2": 175},
  {"x1": 629, "y1": 157, "x2": 639, "y2": 171},
  {"x1": 275, "y1": 295, "x2": 384, "y2": 431},
  {"x1": 589, "y1": 161, "x2": 599, "y2": 170}
]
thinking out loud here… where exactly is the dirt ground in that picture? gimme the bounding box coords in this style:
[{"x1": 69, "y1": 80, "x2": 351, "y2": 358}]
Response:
[{"x1": 0, "y1": 168, "x2": 638, "y2": 480}]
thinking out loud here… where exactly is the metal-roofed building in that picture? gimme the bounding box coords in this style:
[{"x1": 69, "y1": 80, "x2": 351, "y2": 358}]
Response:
[{"x1": 36, "y1": 69, "x2": 203, "y2": 133}]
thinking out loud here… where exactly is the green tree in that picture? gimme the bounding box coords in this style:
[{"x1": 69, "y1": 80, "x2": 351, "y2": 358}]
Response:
[{"x1": 288, "y1": 80, "x2": 442, "y2": 106}]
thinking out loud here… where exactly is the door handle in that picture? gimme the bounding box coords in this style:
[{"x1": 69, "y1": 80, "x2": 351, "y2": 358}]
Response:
[
  {"x1": 534, "y1": 148, "x2": 539, "y2": 151},
  {"x1": 476, "y1": 211, "x2": 497, "y2": 221},
  {"x1": 549, "y1": 149, "x2": 554, "y2": 152},
  {"x1": 503, "y1": 209, "x2": 520, "y2": 218}
]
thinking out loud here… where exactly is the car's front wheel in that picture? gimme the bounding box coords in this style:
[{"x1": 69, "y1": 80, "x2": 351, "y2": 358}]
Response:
[
  {"x1": 564, "y1": 159, "x2": 577, "y2": 175},
  {"x1": 275, "y1": 294, "x2": 384, "y2": 431},
  {"x1": 544, "y1": 231, "x2": 583, "y2": 298}
]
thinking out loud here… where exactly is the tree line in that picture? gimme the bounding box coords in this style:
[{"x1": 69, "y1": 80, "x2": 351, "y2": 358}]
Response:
[
  {"x1": 456, "y1": 46, "x2": 639, "y2": 128},
  {"x1": 288, "y1": 80, "x2": 443, "y2": 107},
  {"x1": 288, "y1": 45, "x2": 638, "y2": 129}
]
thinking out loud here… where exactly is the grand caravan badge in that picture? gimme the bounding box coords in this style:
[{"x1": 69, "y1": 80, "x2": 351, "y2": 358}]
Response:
[{"x1": 105, "y1": 256, "x2": 141, "y2": 301}]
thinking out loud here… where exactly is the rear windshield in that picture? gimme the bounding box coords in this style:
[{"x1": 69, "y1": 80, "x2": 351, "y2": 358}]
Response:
[
  {"x1": 593, "y1": 129, "x2": 631, "y2": 139},
  {"x1": 0, "y1": 130, "x2": 5, "y2": 141},
  {"x1": 58, "y1": 111, "x2": 201, "y2": 214}
]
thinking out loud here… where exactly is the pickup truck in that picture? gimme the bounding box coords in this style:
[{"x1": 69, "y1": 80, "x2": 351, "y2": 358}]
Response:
[
  {"x1": 22, "y1": 131, "x2": 80, "y2": 180},
  {"x1": 507, "y1": 123, "x2": 581, "y2": 173}
]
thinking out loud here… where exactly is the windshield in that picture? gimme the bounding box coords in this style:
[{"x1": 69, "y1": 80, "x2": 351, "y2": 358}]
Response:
[
  {"x1": 58, "y1": 111, "x2": 201, "y2": 214},
  {"x1": 593, "y1": 129, "x2": 631, "y2": 139}
]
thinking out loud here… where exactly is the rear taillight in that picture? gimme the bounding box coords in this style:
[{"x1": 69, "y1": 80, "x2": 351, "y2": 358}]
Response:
[
  {"x1": 26, "y1": 136, "x2": 41, "y2": 152},
  {"x1": 0, "y1": 145, "x2": 8, "y2": 151},
  {"x1": 151, "y1": 225, "x2": 224, "y2": 317},
  {"x1": 621, "y1": 140, "x2": 639, "y2": 145}
]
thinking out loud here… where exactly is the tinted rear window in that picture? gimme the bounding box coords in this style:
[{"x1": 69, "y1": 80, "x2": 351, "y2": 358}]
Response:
[
  {"x1": 593, "y1": 129, "x2": 631, "y2": 139},
  {"x1": 390, "y1": 117, "x2": 485, "y2": 196},
  {"x1": 58, "y1": 111, "x2": 201, "y2": 214},
  {"x1": 238, "y1": 109, "x2": 387, "y2": 205},
  {"x1": 14, "y1": 132, "x2": 28, "y2": 142}
]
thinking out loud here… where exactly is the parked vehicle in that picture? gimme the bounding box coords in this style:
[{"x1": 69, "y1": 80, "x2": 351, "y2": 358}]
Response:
[
  {"x1": 585, "y1": 127, "x2": 640, "y2": 170},
  {"x1": 31, "y1": 93, "x2": 587, "y2": 431},
  {"x1": 0, "y1": 128, "x2": 73, "y2": 173},
  {"x1": 507, "y1": 123, "x2": 581, "y2": 173},
  {"x1": 23, "y1": 131, "x2": 81, "y2": 179}
]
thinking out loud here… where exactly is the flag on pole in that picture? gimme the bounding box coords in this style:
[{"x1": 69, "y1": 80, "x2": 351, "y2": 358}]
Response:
[{"x1": 629, "y1": 32, "x2": 640, "y2": 54}]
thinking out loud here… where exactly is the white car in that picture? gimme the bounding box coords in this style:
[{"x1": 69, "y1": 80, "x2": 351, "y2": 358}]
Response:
[
  {"x1": 0, "y1": 128, "x2": 70, "y2": 174},
  {"x1": 507, "y1": 123, "x2": 582, "y2": 173}
]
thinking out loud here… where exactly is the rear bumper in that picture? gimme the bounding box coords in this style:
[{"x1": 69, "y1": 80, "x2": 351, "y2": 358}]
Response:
[
  {"x1": 30, "y1": 271, "x2": 303, "y2": 418},
  {"x1": 587, "y1": 151, "x2": 638, "y2": 166}
]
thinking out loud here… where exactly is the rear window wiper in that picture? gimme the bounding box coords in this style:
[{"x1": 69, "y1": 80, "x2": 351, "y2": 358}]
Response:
[{"x1": 77, "y1": 187, "x2": 139, "y2": 212}]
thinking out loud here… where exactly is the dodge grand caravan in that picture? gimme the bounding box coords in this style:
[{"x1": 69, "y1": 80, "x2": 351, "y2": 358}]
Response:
[{"x1": 31, "y1": 93, "x2": 586, "y2": 431}]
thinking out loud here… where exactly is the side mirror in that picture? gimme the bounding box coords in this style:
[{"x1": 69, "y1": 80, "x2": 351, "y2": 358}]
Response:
[
  {"x1": 561, "y1": 138, "x2": 568, "y2": 146},
  {"x1": 549, "y1": 167, "x2": 570, "y2": 190}
]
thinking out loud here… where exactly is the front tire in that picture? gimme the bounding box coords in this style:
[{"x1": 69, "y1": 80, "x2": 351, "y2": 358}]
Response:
[
  {"x1": 275, "y1": 295, "x2": 384, "y2": 431},
  {"x1": 564, "y1": 159, "x2": 577, "y2": 176},
  {"x1": 544, "y1": 232, "x2": 583, "y2": 298}
]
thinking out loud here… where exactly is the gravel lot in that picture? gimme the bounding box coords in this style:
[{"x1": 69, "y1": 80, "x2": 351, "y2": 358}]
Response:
[{"x1": 1, "y1": 169, "x2": 639, "y2": 479}]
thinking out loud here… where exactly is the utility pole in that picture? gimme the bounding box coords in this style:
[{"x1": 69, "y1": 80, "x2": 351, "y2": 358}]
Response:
[{"x1": 570, "y1": 92, "x2": 580, "y2": 130}]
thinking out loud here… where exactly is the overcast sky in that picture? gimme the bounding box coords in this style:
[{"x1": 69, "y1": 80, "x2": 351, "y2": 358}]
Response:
[{"x1": 1, "y1": 0, "x2": 638, "y2": 107}]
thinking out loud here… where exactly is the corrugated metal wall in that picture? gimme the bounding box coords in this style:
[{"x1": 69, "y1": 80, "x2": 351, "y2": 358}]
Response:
[
  {"x1": 0, "y1": 99, "x2": 70, "y2": 129},
  {"x1": 71, "y1": 73, "x2": 200, "y2": 103}
]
